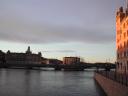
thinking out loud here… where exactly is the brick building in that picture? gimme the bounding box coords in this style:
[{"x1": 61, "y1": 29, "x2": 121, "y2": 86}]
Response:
[{"x1": 63, "y1": 57, "x2": 80, "y2": 65}]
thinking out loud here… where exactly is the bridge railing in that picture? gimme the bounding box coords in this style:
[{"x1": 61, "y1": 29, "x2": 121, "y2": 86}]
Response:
[{"x1": 95, "y1": 70, "x2": 128, "y2": 87}]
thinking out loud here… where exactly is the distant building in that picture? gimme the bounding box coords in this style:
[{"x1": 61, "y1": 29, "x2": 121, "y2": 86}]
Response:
[
  {"x1": 116, "y1": 3, "x2": 128, "y2": 74},
  {"x1": 63, "y1": 57, "x2": 80, "y2": 65},
  {"x1": 5, "y1": 46, "x2": 42, "y2": 64},
  {"x1": 0, "y1": 50, "x2": 5, "y2": 64}
]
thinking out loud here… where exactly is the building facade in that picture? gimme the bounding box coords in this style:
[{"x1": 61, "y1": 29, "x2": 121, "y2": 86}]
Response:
[
  {"x1": 5, "y1": 46, "x2": 42, "y2": 64},
  {"x1": 63, "y1": 57, "x2": 80, "y2": 65},
  {"x1": 116, "y1": 2, "x2": 128, "y2": 74},
  {"x1": 0, "y1": 50, "x2": 5, "y2": 64}
]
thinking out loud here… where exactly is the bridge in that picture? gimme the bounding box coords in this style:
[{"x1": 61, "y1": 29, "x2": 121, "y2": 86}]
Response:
[{"x1": 0, "y1": 62, "x2": 116, "y2": 71}]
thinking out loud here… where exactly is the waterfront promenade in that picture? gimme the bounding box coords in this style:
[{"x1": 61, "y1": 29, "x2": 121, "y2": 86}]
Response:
[
  {"x1": 96, "y1": 71, "x2": 128, "y2": 86},
  {"x1": 94, "y1": 71, "x2": 128, "y2": 96}
]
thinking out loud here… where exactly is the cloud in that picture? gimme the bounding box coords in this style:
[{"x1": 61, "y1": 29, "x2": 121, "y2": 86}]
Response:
[
  {"x1": 0, "y1": 0, "x2": 117, "y2": 44},
  {"x1": 0, "y1": 15, "x2": 115, "y2": 44}
]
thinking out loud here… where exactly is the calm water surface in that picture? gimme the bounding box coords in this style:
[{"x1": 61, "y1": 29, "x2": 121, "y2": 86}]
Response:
[{"x1": 0, "y1": 69, "x2": 106, "y2": 96}]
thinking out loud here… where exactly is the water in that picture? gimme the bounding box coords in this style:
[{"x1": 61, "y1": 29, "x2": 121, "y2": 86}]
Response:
[{"x1": 0, "y1": 68, "x2": 106, "y2": 96}]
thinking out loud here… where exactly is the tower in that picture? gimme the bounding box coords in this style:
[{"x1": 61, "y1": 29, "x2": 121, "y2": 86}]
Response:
[
  {"x1": 26, "y1": 46, "x2": 32, "y2": 54},
  {"x1": 38, "y1": 52, "x2": 42, "y2": 57}
]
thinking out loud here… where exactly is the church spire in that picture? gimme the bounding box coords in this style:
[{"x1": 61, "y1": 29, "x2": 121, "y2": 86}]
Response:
[
  {"x1": 26, "y1": 46, "x2": 32, "y2": 54},
  {"x1": 28, "y1": 46, "x2": 30, "y2": 52}
]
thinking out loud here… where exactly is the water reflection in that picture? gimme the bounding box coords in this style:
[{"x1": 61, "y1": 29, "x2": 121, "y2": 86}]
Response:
[{"x1": 0, "y1": 69, "x2": 106, "y2": 96}]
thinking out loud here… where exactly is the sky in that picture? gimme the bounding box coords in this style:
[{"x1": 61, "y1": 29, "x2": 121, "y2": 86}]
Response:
[{"x1": 0, "y1": 0, "x2": 125, "y2": 62}]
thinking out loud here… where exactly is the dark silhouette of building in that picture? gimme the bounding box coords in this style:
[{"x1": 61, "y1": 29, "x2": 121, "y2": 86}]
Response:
[
  {"x1": 5, "y1": 46, "x2": 42, "y2": 64},
  {"x1": 0, "y1": 50, "x2": 5, "y2": 64}
]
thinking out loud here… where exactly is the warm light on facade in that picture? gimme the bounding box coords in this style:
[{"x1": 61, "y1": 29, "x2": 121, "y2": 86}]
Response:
[
  {"x1": 116, "y1": 5, "x2": 128, "y2": 74},
  {"x1": 63, "y1": 57, "x2": 80, "y2": 65}
]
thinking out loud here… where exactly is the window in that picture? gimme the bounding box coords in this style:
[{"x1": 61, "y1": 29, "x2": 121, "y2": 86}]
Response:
[
  {"x1": 127, "y1": 20, "x2": 128, "y2": 25},
  {"x1": 124, "y1": 42, "x2": 126, "y2": 47},
  {"x1": 120, "y1": 30, "x2": 122, "y2": 34},
  {"x1": 117, "y1": 62, "x2": 119, "y2": 68},
  {"x1": 124, "y1": 51, "x2": 126, "y2": 57},
  {"x1": 118, "y1": 45, "x2": 120, "y2": 49},
  {"x1": 121, "y1": 63, "x2": 122, "y2": 70},
  {"x1": 127, "y1": 40, "x2": 128, "y2": 47},
  {"x1": 120, "y1": 44, "x2": 122, "y2": 49},
  {"x1": 124, "y1": 23, "x2": 125, "y2": 28},
  {"x1": 126, "y1": 50, "x2": 128, "y2": 57},
  {"x1": 117, "y1": 53, "x2": 120, "y2": 58},
  {"x1": 124, "y1": 33, "x2": 126, "y2": 38},
  {"x1": 127, "y1": 61, "x2": 128, "y2": 70}
]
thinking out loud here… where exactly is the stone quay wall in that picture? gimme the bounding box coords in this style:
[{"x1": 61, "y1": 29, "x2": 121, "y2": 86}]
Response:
[{"x1": 94, "y1": 72, "x2": 128, "y2": 96}]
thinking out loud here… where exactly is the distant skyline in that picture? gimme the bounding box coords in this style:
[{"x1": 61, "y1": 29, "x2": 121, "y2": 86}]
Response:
[{"x1": 0, "y1": 0, "x2": 125, "y2": 62}]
